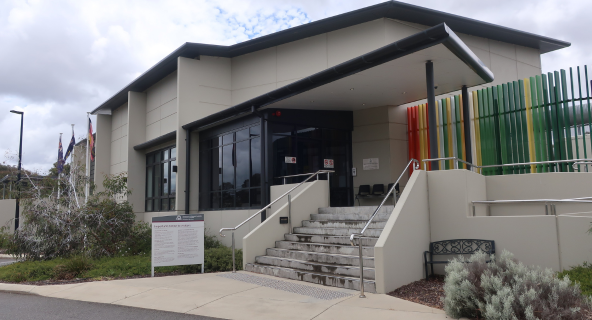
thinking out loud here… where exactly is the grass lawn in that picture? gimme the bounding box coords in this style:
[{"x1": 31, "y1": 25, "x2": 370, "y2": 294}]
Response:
[{"x1": 0, "y1": 247, "x2": 242, "y2": 283}]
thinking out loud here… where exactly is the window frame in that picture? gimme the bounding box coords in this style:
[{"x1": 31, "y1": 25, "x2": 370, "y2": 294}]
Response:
[{"x1": 145, "y1": 145, "x2": 177, "y2": 212}]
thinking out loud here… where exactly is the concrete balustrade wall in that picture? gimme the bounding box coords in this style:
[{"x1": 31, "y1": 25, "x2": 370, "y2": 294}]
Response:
[
  {"x1": 243, "y1": 180, "x2": 328, "y2": 268},
  {"x1": 0, "y1": 199, "x2": 18, "y2": 233}
]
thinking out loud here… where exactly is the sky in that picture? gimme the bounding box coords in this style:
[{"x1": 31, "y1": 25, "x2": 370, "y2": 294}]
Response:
[{"x1": 1, "y1": 0, "x2": 591, "y2": 174}]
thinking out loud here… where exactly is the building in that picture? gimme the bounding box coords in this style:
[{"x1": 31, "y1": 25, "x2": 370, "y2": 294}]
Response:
[{"x1": 89, "y1": 1, "x2": 587, "y2": 293}]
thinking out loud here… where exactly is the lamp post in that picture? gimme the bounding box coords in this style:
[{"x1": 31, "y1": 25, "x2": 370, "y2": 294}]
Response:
[{"x1": 10, "y1": 110, "x2": 23, "y2": 230}]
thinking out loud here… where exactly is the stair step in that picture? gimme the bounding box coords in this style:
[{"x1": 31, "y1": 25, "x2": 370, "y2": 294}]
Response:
[
  {"x1": 317, "y1": 206, "x2": 394, "y2": 215},
  {"x1": 275, "y1": 241, "x2": 374, "y2": 257},
  {"x1": 266, "y1": 248, "x2": 375, "y2": 268},
  {"x1": 245, "y1": 263, "x2": 376, "y2": 293},
  {"x1": 284, "y1": 234, "x2": 378, "y2": 246},
  {"x1": 310, "y1": 213, "x2": 390, "y2": 221},
  {"x1": 293, "y1": 227, "x2": 383, "y2": 237},
  {"x1": 302, "y1": 220, "x2": 386, "y2": 229},
  {"x1": 254, "y1": 256, "x2": 375, "y2": 280}
]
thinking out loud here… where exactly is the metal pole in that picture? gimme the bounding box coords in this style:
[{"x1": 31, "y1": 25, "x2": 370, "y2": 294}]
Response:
[
  {"x1": 12, "y1": 111, "x2": 24, "y2": 230},
  {"x1": 232, "y1": 232, "x2": 236, "y2": 273},
  {"x1": 327, "y1": 172, "x2": 331, "y2": 206},
  {"x1": 288, "y1": 194, "x2": 292, "y2": 234},
  {"x1": 426, "y1": 61, "x2": 439, "y2": 170},
  {"x1": 462, "y1": 86, "x2": 472, "y2": 169},
  {"x1": 85, "y1": 113, "x2": 90, "y2": 203},
  {"x1": 358, "y1": 238, "x2": 365, "y2": 298}
]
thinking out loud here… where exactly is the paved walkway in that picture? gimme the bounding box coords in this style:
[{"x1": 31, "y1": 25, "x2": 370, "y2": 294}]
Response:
[{"x1": 0, "y1": 271, "x2": 450, "y2": 320}]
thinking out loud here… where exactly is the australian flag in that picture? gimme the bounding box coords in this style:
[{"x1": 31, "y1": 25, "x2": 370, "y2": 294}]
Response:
[
  {"x1": 57, "y1": 135, "x2": 64, "y2": 175},
  {"x1": 64, "y1": 131, "x2": 75, "y2": 161}
]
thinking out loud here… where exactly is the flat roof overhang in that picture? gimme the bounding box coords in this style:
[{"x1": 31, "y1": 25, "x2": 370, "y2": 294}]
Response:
[{"x1": 183, "y1": 23, "x2": 493, "y2": 131}]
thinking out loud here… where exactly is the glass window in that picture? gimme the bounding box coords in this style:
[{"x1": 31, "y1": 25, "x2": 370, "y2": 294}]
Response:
[
  {"x1": 145, "y1": 146, "x2": 176, "y2": 212},
  {"x1": 199, "y1": 124, "x2": 262, "y2": 210}
]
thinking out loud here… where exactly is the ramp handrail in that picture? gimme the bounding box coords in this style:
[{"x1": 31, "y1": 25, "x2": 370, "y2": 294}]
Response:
[
  {"x1": 349, "y1": 158, "x2": 419, "y2": 298},
  {"x1": 422, "y1": 157, "x2": 592, "y2": 173},
  {"x1": 471, "y1": 197, "x2": 592, "y2": 216},
  {"x1": 219, "y1": 169, "x2": 334, "y2": 273}
]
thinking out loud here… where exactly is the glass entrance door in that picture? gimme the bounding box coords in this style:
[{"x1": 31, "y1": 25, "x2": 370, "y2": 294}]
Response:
[{"x1": 271, "y1": 124, "x2": 353, "y2": 207}]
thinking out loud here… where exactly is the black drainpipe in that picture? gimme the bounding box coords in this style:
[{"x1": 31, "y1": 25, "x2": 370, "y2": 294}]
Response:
[{"x1": 185, "y1": 128, "x2": 191, "y2": 215}]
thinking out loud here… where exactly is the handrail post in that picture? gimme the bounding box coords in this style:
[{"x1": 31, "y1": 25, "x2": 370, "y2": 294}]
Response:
[
  {"x1": 357, "y1": 236, "x2": 365, "y2": 298},
  {"x1": 232, "y1": 232, "x2": 236, "y2": 273},
  {"x1": 288, "y1": 194, "x2": 292, "y2": 234},
  {"x1": 327, "y1": 172, "x2": 331, "y2": 206}
]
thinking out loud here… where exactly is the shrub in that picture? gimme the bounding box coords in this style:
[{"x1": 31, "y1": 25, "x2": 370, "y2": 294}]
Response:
[
  {"x1": 204, "y1": 233, "x2": 224, "y2": 250},
  {"x1": 53, "y1": 256, "x2": 92, "y2": 280},
  {"x1": 0, "y1": 225, "x2": 11, "y2": 250},
  {"x1": 559, "y1": 262, "x2": 592, "y2": 296},
  {"x1": 443, "y1": 250, "x2": 592, "y2": 320},
  {"x1": 204, "y1": 247, "x2": 243, "y2": 272}
]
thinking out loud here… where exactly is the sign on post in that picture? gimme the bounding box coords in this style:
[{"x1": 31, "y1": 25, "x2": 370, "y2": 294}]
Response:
[{"x1": 151, "y1": 214, "x2": 204, "y2": 277}]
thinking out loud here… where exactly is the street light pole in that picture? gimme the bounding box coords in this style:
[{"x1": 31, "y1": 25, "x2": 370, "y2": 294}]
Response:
[{"x1": 10, "y1": 110, "x2": 24, "y2": 230}]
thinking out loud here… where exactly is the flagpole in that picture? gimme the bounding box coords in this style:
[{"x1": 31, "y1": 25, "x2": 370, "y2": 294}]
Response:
[{"x1": 85, "y1": 113, "x2": 90, "y2": 203}]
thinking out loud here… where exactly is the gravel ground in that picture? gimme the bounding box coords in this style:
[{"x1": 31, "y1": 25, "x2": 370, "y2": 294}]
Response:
[{"x1": 388, "y1": 275, "x2": 445, "y2": 310}]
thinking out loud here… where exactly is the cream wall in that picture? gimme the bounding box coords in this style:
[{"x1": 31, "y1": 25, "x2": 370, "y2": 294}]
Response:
[
  {"x1": 95, "y1": 114, "x2": 112, "y2": 193},
  {"x1": 146, "y1": 71, "x2": 178, "y2": 141},
  {"x1": 110, "y1": 103, "x2": 129, "y2": 175},
  {"x1": 0, "y1": 199, "x2": 18, "y2": 233},
  {"x1": 127, "y1": 92, "x2": 147, "y2": 218}
]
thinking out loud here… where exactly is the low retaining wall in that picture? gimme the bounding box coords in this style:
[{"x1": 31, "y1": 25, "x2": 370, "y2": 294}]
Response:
[{"x1": 0, "y1": 199, "x2": 16, "y2": 233}]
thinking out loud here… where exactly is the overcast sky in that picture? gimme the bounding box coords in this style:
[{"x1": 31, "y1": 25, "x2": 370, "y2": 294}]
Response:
[{"x1": 1, "y1": 0, "x2": 590, "y2": 174}]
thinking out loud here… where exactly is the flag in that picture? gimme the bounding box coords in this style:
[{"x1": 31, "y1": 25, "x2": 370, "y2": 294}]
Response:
[
  {"x1": 64, "y1": 130, "x2": 75, "y2": 161},
  {"x1": 57, "y1": 135, "x2": 64, "y2": 175},
  {"x1": 88, "y1": 118, "x2": 95, "y2": 161}
]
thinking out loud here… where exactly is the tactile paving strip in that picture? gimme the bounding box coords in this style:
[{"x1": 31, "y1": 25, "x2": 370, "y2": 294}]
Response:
[{"x1": 217, "y1": 272, "x2": 352, "y2": 300}]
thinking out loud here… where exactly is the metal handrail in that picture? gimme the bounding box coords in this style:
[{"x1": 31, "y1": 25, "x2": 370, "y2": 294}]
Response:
[
  {"x1": 349, "y1": 158, "x2": 419, "y2": 298},
  {"x1": 471, "y1": 197, "x2": 592, "y2": 216},
  {"x1": 573, "y1": 161, "x2": 592, "y2": 172},
  {"x1": 422, "y1": 157, "x2": 592, "y2": 173},
  {"x1": 275, "y1": 171, "x2": 334, "y2": 184},
  {"x1": 219, "y1": 169, "x2": 334, "y2": 273}
]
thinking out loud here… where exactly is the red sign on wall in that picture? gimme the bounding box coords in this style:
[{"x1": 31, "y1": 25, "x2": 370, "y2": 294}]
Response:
[
  {"x1": 324, "y1": 159, "x2": 334, "y2": 168},
  {"x1": 285, "y1": 157, "x2": 297, "y2": 164}
]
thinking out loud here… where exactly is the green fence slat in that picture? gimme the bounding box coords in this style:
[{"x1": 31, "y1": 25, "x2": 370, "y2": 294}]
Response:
[
  {"x1": 577, "y1": 67, "x2": 588, "y2": 163},
  {"x1": 442, "y1": 98, "x2": 449, "y2": 170},
  {"x1": 529, "y1": 77, "x2": 542, "y2": 172},
  {"x1": 455, "y1": 95, "x2": 463, "y2": 166},
  {"x1": 484, "y1": 88, "x2": 493, "y2": 175},
  {"x1": 478, "y1": 90, "x2": 488, "y2": 175},
  {"x1": 569, "y1": 68, "x2": 580, "y2": 171},
  {"x1": 491, "y1": 86, "x2": 502, "y2": 174},
  {"x1": 497, "y1": 85, "x2": 509, "y2": 174},
  {"x1": 502, "y1": 84, "x2": 515, "y2": 174},
  {"x1": 509, "y1": 82, "x2": 523, "y2": 173},
  {"x1": 586, "y1": 66, "x2": 592, "y2": 158},
  {"x1": 544, "y1": 74, "x2": 559, "y2": 171},
  {"x1": 553, "y1": 72, "x2": 568, "y2": 171},
  {"x1": 535, "y1": 75, "x2": 549, "y2": 172},
  {"x1": 518, "y1": 80, "x2": 531, "y2": 173},
  {"x1": 561, "y1": 70, "x2": 574, "y2": 172},
  {"x1": 549, "y1": 73, "x2": 563, "y2": 171}
]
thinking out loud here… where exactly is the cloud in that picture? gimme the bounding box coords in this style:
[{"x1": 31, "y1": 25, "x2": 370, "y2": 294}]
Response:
[{"x1": 0, "y1": 0, "x2": 590, "y2": 173}]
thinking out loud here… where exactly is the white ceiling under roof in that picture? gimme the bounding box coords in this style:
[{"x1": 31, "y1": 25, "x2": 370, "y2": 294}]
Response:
[{"x1": 263, "y1": 43, "x2": 490, "y2": 112}]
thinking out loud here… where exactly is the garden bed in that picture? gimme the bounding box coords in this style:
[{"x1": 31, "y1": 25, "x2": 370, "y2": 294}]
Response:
[{"x1": 388, "y1": 275, "x2": 444, "y2": 310}]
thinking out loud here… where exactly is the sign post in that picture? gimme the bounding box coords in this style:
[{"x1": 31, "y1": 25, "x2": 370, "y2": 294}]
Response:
[{"x1": 151, "y1": 214, "x2": 204, "y2": 277}]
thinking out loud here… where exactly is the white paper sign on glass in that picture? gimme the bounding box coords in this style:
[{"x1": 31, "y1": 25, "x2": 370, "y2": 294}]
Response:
[
  {"x1": 285, "y1": 156, "x2": 297, "y2": 164},
  {"x1": 363, "y1": 158, "x2": 379, "y2": 170},
  {"x1": 151, "y1": 214, "x2": 204, "y2": 276}
]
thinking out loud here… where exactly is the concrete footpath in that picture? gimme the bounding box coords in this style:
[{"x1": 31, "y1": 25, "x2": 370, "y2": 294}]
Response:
[{"x1": 0, "y1": 271, "x2": 450, "y2": 320}]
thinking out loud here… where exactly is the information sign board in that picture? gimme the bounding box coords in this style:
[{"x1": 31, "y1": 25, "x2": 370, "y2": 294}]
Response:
[
  {"x1": 151, "y1": 214, "x2": 204, "y2": 276},
  {"x1": 363, "y1": 158, "x2": 379, "y2": 170},
  {"x1": 285, "y1": 156, "x2": 297, "y2": 163}
]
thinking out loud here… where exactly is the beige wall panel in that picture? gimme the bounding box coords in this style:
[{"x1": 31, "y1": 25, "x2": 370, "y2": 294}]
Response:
[
  {"x1": 388, "y1": 19, "x2": 429, "y2": 32},
  {"x1": 231, "y1": 83, "x2": 277, "y2": 106},
  {"x1": 111, "y1": 126, "x2": 122, "y2": 142},
  {"x1": 374, "y1": 171, "x2": 430, "y2": 293},
  {"x1": 327, "y1": 19, "x2": 386, "y2": 67},
  {"x1": 388, "y1": 105, "x2": 407, "y2": 124},
  {"x1": 146, "y1": 89, "x2": 160, "y2": 112},
  {"x1": 120, "y1": 135, "x2": 128, "y2": 163},
  {"x1": 160, "y1": 114, "x2": 177, "y2": 134},
  {"x1": 353, "y1": 123, "x2": 389, "y2": 143},
  {"x1": 95, "y1": 114, "x2": 112, "y2": 192},
  {"x1": 276, "y1": 34, "x2": 327, "y2": 82},
  {"x1": 352, "y1": 139, "x2": 392, "y2": 189},
  {"x1": 516, "y1": 45, "x2": 541, "y2": 68},
  {"x1": 231, "y1": 47, "x2": 277, "y2": 90},
  {"x1": 189, "y1": 131, "x2": 200, "y2": 211},
  {"x1": 160, "y1": 99, "x2": 177, "y2": 119},
  {"x1": 389, "y1": 139, "x2": 410, "y2": 185},
  {"x1": 161, "y1": 72, "x2": 178, "y2": 104},
  {"x1": 389, "y1": 123, "x2": 407, "y2": 140},
  {"x1": 146, "y1": 108, "x2": 160, "y2": 126},
  {"x1": 110, "y1": 138, "x2": 121, "y2": 166},
  {"x1": 199, "y1": 86, "x2": 232, "y2": 106},
  {"x1": 384, "y1": 19, "x2": 427, "y2": 43},
  {"x1": 489, "y1": 39, "x2": 517, "y2": 60},
  {"x1": 558, "y1": 216, "x2": 592, "y2": 270},
  {"x1": 456, "y1": 32, "x2": 490, "y2": 52},
  {"x1": 146, "y1": 122, "x2": 160, "y2": 141},
  {"x1": 490, "y1": 53, "x2": 519, "y2": 84},
  {"x1": 0, "y1": 199, "x2": 19, "y2": 233},
  {"x1": 353, "y1": 105, "x2": 389, "y2": 126},
  {"x1": 199, "y1": 56, "x2": 231, "y2": 90},
  {"x1": 127, "y1": 91, "x2": 147, "y2": 214},
  {"x1": 517, "y1": 62, "x2": 542, "y2": 80}
]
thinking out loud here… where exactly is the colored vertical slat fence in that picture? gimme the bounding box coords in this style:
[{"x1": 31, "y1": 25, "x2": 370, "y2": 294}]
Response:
[{"x1": 407, "y1": 64, "x2": 592, "y2": 175}]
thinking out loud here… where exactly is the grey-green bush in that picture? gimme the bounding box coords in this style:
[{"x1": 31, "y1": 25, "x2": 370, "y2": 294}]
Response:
[{"x1": 443, "y1": 250, "x2": 592, "y2": 320}]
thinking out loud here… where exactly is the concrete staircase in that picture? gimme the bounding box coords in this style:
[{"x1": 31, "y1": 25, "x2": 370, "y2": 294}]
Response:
[{"x1": 245, "y1": 206, "x2": 394, "y2": 293}]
